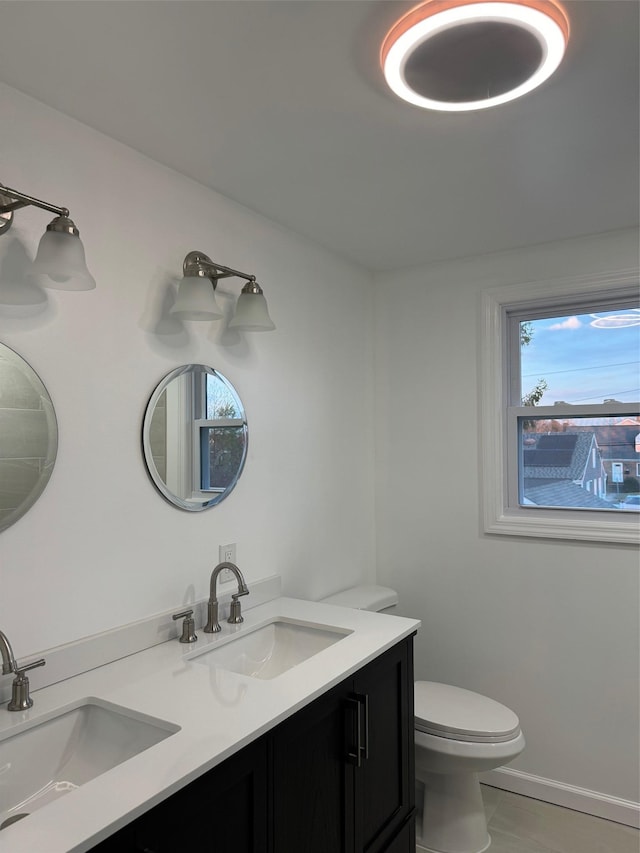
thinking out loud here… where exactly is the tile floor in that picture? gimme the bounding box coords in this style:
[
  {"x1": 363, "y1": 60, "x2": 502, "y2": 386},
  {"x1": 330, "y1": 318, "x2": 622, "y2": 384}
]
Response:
[{"x1": 416, "y1": 785, "x2": 640, "y2": 853}]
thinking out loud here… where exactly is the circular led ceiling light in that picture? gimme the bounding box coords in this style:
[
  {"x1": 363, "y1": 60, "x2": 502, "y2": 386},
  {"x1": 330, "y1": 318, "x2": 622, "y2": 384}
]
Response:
[{"x1": 381, "y1": 0, "x2": 570, "y2": 112}]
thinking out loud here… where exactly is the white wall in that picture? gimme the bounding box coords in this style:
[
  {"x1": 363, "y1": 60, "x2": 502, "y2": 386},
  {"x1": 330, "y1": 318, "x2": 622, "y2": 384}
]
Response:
[
  {"x1": 374, "y1": 228, "x2": 640, "y2": 806},
  {"x1": 0, "y1": 84, "x2": 376, "y2": 655}
]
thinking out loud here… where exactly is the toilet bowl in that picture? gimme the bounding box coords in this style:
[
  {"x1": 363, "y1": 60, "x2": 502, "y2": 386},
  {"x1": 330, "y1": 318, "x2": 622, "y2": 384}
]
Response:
[
  {"x1": 320, "y1": 585, "x2": 525, "y2": 853},
  {"x1": 414, "y1": 681, "x2": 525, "y2": 853}
]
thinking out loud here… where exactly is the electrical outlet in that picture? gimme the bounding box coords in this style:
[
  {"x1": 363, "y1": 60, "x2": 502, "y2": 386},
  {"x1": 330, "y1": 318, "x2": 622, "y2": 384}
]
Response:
[{"x1": 218, "y1": 543, "x2": 237, "y2": 583}]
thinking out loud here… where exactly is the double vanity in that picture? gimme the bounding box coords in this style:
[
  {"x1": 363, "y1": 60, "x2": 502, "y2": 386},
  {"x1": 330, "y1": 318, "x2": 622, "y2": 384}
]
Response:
[
  {"x1": 0, "y1": 350, "x2": 419, "y2": 851},
  {"x1": 0, "y1": 594, "x2": 420, "y2": 852}
]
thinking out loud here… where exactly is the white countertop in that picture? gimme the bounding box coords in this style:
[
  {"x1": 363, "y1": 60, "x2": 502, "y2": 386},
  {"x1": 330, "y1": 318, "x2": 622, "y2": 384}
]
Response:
[{"x1": 0, "y1": 597, "x2": 420, "y2": 853}]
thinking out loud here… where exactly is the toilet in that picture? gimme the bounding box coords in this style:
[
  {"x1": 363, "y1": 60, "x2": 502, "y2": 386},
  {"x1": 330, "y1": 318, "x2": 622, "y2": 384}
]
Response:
[{"x1": 321, "y1": 585, "x2": 525, "y2": 853}]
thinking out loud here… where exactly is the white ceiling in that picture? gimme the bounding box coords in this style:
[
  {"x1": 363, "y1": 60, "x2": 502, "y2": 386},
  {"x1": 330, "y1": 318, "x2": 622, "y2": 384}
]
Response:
[{"x1": 0, "y1": 1, "x2": 638, "y2": 272}]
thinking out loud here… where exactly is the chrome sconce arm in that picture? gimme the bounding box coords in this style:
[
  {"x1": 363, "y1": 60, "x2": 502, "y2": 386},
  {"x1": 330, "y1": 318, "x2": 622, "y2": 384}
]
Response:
[
  {"x1": 0, "y1": 181, "x2": 95, "y2": 290},
  {"x1": 170, "y1": 250, "x2": 275, "y2": 331},
  {"x1": 183, "y1": 252, "x2": 252, "y2": 284},
  {"x1": 0, "y1": 184, "x2": 71, "y2": 225}
]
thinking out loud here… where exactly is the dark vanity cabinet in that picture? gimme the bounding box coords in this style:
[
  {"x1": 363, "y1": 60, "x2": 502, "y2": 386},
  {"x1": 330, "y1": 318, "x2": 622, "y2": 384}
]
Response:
[
  {"x1": 271, "y1": 679, "x2": 354, "y2": 852},
  {"x1": 89, "y1": 738, "x2": 269, "y2": 853},
  {"x1": 271, "y1": 638, "x2": 415, "y2": 853},
  {"x1": 353, "y1": 640, "x2": 415, "y2": 852},
  {"x1": 89, "y1": 636, "x2": 415, "y2": 853},
  {"x1": 133, "y1": 737, "x2": 270, "y2": 853}
]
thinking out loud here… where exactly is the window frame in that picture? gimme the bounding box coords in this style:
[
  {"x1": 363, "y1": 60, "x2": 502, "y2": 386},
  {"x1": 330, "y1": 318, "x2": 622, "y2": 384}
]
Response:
[
  {"x1": 480, "y1": 268, "x2": 640, "y2": 544},
  {"x1": 191, "y1": 372, "x2": 247, "y2": 498},
  {"x1": 194, "y1": 420, "x2": 247, "y2": 495}
]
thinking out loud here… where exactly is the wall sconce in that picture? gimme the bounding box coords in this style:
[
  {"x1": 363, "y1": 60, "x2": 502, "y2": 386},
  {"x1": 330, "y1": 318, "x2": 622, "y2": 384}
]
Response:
[
  {"x1": 170, "y1": 251, "x2": 275, "y2": 331},
  {"x1": 0, "y1": 182, "x2": 95, "y2": 290}
]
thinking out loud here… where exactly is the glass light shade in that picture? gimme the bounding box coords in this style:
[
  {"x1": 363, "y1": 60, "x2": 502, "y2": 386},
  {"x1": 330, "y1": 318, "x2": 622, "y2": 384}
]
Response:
[
  {"x1": 170, "y1": 275, "x2": 223, "y2": 320},
  {"x1": 32, "y1": 230, "x2": 96, "y2": 290},
  {"x1": 228, "y1": 292, "x2": 276, "y2": 331}
]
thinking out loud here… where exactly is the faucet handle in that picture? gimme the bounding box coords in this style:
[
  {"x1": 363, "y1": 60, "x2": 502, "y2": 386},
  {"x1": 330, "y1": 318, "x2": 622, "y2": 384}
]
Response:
[
  {"x1": 172, "y1": 609, "x2": 198, "y2": 644},
  {"x1": 228, "y1": 598, "x2": 247, "y2": 625},
  {"x1": 14, "y1": 657, "x2": 46, "y2": 675},
  {"x1": 7, "y1": 657, "x2": 45, "y2": 712},
  {"x1": 229, "y1": 585, "x2": 249, "y2": 624},
  {"x1": 231, "y1": 586, "x2": 249, "y2": 601}
]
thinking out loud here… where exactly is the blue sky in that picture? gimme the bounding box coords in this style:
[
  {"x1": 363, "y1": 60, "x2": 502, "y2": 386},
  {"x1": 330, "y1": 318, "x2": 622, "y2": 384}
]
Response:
[{"x1": 520, "y1": 308, "x2": 640, "y2": 405}]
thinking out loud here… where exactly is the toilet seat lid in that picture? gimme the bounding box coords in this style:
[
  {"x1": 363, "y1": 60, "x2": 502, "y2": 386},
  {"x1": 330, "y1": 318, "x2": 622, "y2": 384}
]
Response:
[
  {"x1": 414, "y1": 682, "x2": 521, "y2": 743},
  {"x1": 321, "y1": 585, "x2": 398, "y2": 611}
]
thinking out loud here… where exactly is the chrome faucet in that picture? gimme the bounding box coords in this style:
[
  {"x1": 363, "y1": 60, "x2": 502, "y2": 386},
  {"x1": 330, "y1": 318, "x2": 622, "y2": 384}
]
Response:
[
  {"x1": 0, "y1": 630, "x2": 46, "y2": 711},
  {"x1": 204, "y1": 562, "x2": 250, "y2": 633}
]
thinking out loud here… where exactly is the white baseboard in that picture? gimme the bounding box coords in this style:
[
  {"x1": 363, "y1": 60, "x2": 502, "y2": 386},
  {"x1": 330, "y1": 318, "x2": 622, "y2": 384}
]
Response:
[{"x1": 480, "y1": 767, "x2": 640, "y2": 829}]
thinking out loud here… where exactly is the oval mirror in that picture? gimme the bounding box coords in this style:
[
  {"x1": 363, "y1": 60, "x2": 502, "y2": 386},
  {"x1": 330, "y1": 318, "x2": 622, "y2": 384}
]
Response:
[
  {"x1": 0, "y1": 343, "x2": 58, "y2": 532},
  {"x1": 142, "y1": 365, "x2": 248, "y2": 511}
]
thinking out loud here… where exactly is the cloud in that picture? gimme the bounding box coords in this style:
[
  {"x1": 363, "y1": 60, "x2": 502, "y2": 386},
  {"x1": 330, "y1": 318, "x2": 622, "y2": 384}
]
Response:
[{"x1": 549, "y1": 316, "x2": 582, "y2": 330}]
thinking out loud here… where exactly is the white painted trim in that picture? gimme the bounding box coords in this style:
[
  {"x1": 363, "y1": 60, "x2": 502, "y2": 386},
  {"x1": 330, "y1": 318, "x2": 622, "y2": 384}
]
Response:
[
  {"x1": 481, "y1": 766, "x2": 640, "y2": 829},
  {"x1": 0, "y1": 575, "x2": 282, "y2": 705},
  {"x1": 479, "y1": 267, "x2": 640, "y2": 544}
]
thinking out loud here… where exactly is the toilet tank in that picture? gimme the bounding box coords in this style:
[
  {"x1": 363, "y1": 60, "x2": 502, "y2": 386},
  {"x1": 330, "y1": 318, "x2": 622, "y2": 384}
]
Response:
[{"x1": 320, "y1": 584, "x2": 399, "y2": 613}]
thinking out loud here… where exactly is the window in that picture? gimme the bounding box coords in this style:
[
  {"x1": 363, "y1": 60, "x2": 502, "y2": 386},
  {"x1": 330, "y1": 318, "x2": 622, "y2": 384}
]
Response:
[
  {"x1": 193, "y1": 373, "x2": 247, "y2": 495},
  {"x1": 481, "y1": 269, "x2": 639, "y2": 543}
]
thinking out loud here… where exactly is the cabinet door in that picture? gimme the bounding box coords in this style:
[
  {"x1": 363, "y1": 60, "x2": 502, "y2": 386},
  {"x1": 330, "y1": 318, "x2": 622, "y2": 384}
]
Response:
[
  {"x1": 270, "y1": 682, "x2": 355, "y2": 853},
  {"x1": 380, "y1": 816, "x2": 416, "y2": 853},
  {"x1": 131, "y1": 737, "x2": 269, "y2": 853},
  {"x1": 353, "y1": 638, "x2": 415, "y2": 853}
]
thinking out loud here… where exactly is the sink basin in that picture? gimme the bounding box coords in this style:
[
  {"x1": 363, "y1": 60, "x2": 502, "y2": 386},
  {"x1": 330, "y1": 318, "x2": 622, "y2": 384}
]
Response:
[
  {"x1": 189, "y1": 618, "x2": 351, "y2": 680},
  {"x1": 0, "y1": 698, "x2": 179, "y2": 829}
]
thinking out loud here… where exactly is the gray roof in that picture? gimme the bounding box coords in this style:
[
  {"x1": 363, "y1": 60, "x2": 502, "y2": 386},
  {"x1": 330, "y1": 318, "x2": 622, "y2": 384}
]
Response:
[
  {"x1": 523, "y1": 432, "x2": 595, "y2": 482},
  {"x1": 523, "y1": 481, "x2": 613, "y2": 510}
]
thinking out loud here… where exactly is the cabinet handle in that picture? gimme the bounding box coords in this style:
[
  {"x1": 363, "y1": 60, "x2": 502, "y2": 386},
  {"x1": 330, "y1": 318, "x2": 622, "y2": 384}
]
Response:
[
  {"x1": 354, "y1": 692, "x2": 369, "y2": 761},
  {"x1": 346, "y1": 696, "x2": 363, "y2": 767}
]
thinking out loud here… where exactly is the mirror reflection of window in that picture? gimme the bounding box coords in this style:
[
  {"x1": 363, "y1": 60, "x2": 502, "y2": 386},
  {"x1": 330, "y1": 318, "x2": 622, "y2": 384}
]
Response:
[
  {"x1": 206, "y1": 374, "x2": 239, "y2": 419},
  {"x1": 195, "y1": 373, "x2": 246, "y2": 495},
  {"x1": 142, "y1": 366, "x2": 247, "y2": 511},
  {"x1": 200, "y1": 427, "x2": 246, "y2": 492}
]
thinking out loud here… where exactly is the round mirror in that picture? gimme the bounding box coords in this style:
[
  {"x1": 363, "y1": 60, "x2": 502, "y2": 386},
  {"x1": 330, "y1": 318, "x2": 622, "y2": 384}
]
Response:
[
  {"x1": 142, "y1": 365, "x2": 248, "y2": 511},
  {"x1": 0, "y1": 343, "x2": 58, "y2": 532}
]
